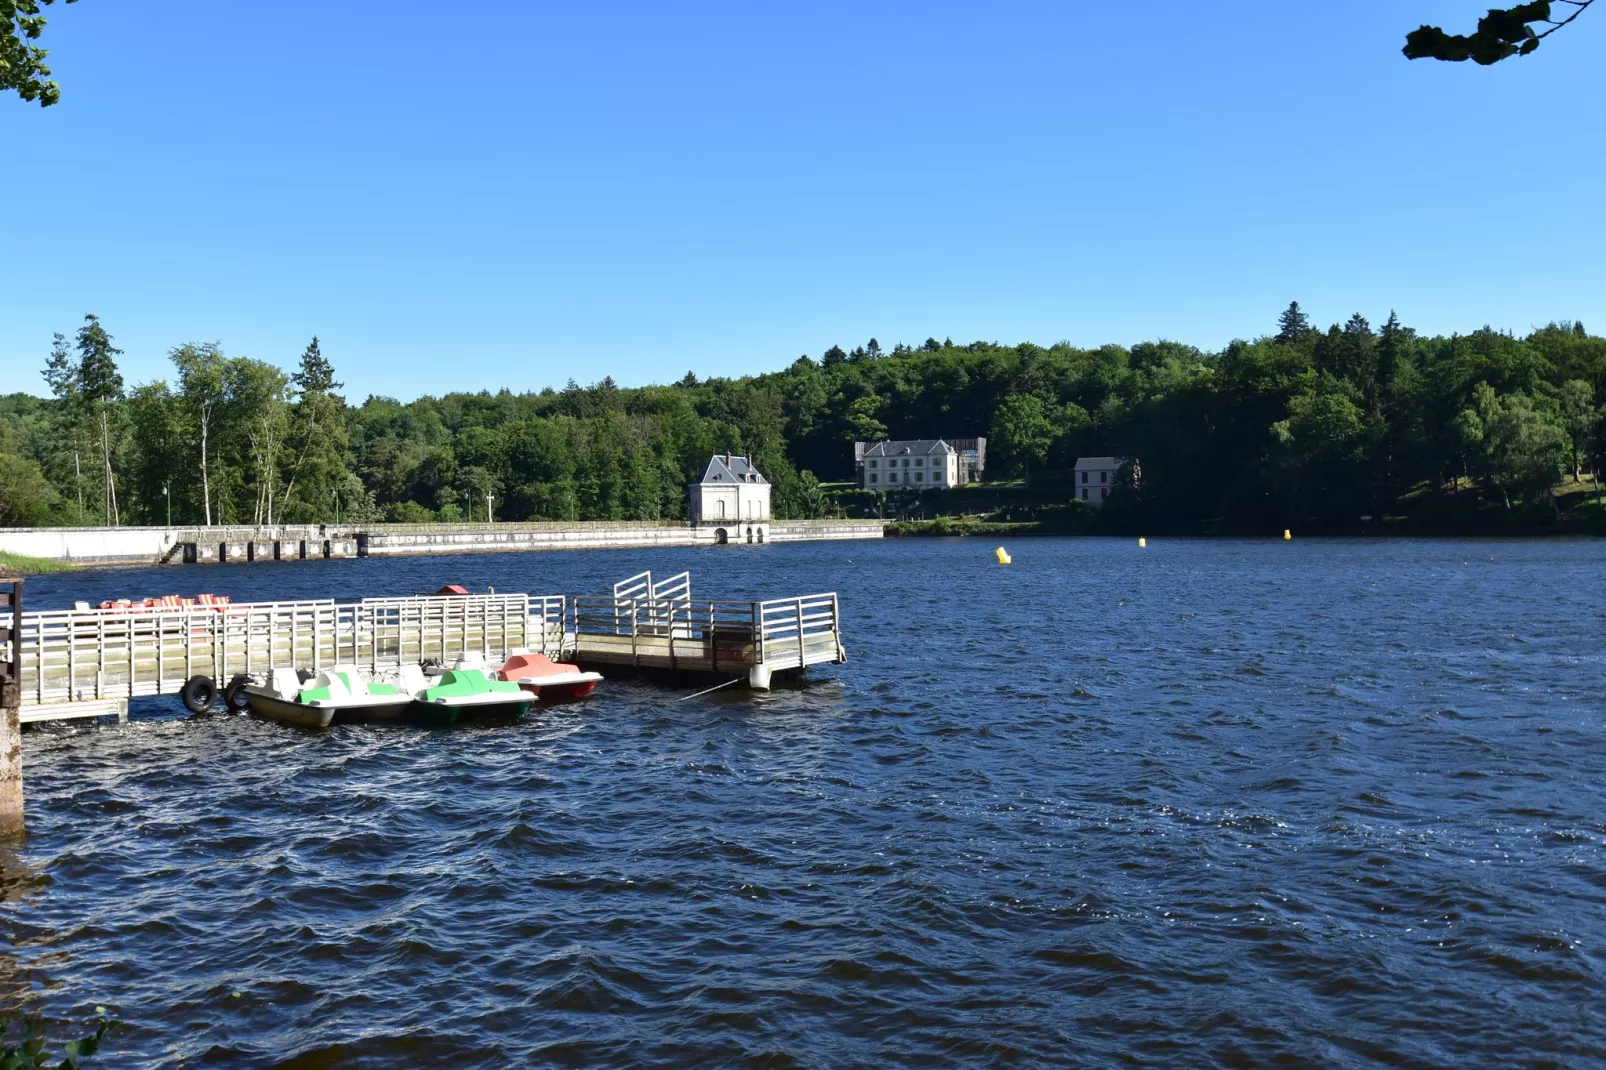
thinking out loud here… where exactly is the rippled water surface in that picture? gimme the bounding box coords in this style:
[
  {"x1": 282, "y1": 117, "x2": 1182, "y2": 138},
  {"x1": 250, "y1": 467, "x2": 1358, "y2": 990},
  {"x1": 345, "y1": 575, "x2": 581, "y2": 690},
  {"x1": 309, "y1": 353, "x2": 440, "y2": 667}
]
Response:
[{"x1": 4, "y1": 537, "x2": 1606, "y2": 1067}]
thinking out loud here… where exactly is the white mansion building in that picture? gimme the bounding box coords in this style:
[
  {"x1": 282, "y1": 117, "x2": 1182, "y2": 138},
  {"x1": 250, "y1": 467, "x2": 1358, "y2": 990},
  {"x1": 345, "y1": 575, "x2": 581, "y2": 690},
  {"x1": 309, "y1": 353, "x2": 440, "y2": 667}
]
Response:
[
  {"x1": 859, "y1": 439, "x2": 960, "y2": 489},
  {"x1": 856, "y1": 438, "x2": 985, "y2": 490}
]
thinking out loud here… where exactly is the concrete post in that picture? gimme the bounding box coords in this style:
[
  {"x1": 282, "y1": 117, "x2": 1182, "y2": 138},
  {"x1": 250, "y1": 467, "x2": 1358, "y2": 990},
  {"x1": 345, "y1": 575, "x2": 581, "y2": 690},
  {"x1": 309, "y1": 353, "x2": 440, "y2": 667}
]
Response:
[{"x1": 0, "y1": 578, "x2": 24, "y2": 835}]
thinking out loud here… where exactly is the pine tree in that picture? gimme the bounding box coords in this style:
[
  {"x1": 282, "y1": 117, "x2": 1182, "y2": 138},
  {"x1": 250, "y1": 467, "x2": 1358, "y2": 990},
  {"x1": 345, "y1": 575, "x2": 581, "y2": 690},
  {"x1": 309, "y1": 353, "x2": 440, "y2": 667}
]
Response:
[
  {"x1": 76, "y1": 314, "x2": 124, "y2": 525},
  {"x1": 41, "y1": 332, "x2": 85, "y2": 522},
  {"x1": 1275, "y1": 301, "x2": 1313, "y2": 345},
  {"x1": 291, "y1": 336, "x2": 340, "y2": 395},
  {"x1": 43, "y1": 333, "x2": 76, "y2": 399},
  {"x1": 822, "y1": 345, "x2": 847, "y2": 367},
  {"x1": 282, "y1": 337, "x2": 349, "y2": 523}
]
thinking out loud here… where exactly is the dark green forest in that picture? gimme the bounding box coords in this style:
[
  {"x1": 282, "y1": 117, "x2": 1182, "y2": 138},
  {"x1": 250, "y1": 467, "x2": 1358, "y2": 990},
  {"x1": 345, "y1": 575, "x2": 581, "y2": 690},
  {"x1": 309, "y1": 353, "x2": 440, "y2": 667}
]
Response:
[{"x1": 2, "y1": 304, "x2": 1603, "y2": 534}]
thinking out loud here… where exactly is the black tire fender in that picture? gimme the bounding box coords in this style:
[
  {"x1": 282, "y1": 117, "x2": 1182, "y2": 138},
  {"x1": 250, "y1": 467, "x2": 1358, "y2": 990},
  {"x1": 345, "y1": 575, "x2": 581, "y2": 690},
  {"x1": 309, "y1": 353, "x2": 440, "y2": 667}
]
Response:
[
  {"x1": 180, "y1": 675, "x2": 218, "y2": 714},
  {"x1": 222, "y1": 674, "x2": 252, "y2": 713}
]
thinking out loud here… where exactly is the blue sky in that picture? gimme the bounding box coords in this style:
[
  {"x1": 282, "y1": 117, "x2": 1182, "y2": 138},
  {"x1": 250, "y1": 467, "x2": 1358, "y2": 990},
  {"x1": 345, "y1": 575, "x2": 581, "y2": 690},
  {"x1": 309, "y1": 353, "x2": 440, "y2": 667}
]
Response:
[{"x1": 4, "y1": 1, "x2": 1602, "y2": 400}]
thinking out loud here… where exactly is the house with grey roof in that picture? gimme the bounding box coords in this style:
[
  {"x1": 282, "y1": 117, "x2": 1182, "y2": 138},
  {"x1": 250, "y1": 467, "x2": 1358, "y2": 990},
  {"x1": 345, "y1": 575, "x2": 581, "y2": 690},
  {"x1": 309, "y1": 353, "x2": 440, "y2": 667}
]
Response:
[
  {"x1": 690, "y1": 454, "x2": 771, "y2": 540},
  {"x1": 858, "y1": 439, "x2": 961, "y2": 490}
]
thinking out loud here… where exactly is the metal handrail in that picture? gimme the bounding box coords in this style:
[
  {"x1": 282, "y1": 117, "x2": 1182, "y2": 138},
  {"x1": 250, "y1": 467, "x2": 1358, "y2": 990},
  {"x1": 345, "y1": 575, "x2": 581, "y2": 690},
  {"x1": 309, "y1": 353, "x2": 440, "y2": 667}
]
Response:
[{"x1": 16, "y1": 592, "x2": 547, "y2": 707}]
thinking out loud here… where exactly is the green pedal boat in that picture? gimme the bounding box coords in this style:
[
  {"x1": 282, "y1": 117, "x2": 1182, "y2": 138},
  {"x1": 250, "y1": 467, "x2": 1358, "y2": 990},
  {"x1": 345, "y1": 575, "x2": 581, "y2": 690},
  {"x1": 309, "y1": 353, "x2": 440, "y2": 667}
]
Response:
[{"x1": 411, "y1": 668, "x2": 535, "y2": 722}]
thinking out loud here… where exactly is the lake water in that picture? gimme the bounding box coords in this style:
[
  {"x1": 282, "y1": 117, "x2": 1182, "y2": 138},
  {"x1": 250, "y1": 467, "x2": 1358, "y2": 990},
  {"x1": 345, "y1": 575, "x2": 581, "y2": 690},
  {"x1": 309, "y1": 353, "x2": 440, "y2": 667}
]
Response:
[{"x1": 3, "y1": 537, "x2": 1605, "y2": 1067}]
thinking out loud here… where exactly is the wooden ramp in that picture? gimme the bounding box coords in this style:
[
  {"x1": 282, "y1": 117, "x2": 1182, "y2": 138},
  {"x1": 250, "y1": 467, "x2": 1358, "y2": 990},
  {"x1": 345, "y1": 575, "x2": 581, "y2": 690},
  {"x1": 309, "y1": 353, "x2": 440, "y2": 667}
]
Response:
[
  {"x1": 10, "y1": 592, "x2": 565, "y2": 722},
  {"x1": 572, "y1": 572, "x2": 844, "y2": 688}
]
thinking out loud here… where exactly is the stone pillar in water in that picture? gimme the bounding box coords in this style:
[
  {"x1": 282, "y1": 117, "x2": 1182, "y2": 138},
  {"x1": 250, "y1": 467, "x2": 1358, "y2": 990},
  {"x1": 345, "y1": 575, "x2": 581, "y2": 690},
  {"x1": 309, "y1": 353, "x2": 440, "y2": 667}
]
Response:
[
  {"x1": 0, "y1": 578, "x2": 24, "y2": 835},
  {"x1": 0, "y1": 706, "x2": 20, "y2": 836}
]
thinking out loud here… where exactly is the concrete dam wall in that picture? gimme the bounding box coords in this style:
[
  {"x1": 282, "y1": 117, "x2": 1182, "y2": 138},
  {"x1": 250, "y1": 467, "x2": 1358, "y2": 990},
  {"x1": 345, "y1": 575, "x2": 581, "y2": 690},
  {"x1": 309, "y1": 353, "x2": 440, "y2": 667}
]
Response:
[{"x1": 0, "y1": 521, "x2": 885, "y2": 566}]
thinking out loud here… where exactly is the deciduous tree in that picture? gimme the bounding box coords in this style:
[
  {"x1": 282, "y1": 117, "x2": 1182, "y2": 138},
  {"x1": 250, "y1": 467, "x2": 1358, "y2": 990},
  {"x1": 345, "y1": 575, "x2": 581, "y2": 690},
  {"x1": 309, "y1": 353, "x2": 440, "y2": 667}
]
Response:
[
  {"x1": 0, "y1": 0, "x2": 77, "y2": 106},
  {"x1": 1405, "y1": 1, "x2": 1594, "y2": 64}
]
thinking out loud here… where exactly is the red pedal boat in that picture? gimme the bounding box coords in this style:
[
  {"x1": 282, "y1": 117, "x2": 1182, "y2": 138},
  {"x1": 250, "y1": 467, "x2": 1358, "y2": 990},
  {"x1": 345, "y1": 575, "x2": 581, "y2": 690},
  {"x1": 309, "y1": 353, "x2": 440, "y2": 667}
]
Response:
[{"x1": 496, "y1": 653, "x2": 602, "y2": 702}]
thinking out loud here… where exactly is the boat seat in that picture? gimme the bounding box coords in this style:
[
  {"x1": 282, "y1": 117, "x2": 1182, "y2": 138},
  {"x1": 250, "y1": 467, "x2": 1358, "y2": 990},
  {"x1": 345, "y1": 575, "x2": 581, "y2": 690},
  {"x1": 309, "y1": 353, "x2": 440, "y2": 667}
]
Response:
[
  {"x1": 269, "y1": 668, "x2": 301, "y2": 699},
  {"x1": 301, "y1": 670, "x2": 352, "y2": 701},
  {"x1": 331, "y1": 664, "x2": 368, "y2": 696},
  {"x1": 397, "y1": 664, "x2": 428, "y2": 697}
]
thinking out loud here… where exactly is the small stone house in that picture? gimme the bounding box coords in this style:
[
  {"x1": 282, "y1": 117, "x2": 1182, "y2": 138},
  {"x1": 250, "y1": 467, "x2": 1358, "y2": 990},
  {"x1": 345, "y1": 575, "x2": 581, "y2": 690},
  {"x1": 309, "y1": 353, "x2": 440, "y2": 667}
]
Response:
[{"x1": 859, "y1": 440, "x2": 961, "y2": 489}]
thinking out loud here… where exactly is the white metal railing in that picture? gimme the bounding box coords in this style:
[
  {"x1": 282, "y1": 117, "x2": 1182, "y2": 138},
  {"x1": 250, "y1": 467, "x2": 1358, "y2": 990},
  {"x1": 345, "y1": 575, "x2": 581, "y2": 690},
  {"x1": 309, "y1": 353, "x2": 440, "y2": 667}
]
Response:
[
  {"x1": 16, "y1": 593, "x2": 544, "y2": 707},
  {"x1": 573, "y1": 584, "x2": 843, "y2": 672},
  {"x1": 757, "y1": 593, "x2": 845, "y2": 669}
]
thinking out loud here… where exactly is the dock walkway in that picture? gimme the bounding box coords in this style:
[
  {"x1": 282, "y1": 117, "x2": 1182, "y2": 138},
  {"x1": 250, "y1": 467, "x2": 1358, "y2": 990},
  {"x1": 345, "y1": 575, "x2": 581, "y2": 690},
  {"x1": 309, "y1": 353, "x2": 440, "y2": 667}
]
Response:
[
  {"x1": 4, "y1": 571, "x2": 846, "y2": 723},
  {"x1": 11, "y1": 592, "x2": 562, "y2": 722}
]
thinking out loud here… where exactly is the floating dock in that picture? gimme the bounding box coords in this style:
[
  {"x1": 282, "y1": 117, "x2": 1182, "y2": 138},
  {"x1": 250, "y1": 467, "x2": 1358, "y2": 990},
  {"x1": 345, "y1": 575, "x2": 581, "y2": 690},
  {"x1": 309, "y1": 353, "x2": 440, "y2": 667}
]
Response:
[
  {"x1": 571, "y1": 572, "x2": 846, "y2": 688},
  {"x1": 11, "y1": 592, "x2": 562, "y2": 723},
  {"x1": 4, "y1": 573, "x2": 845, "y2": 724}
]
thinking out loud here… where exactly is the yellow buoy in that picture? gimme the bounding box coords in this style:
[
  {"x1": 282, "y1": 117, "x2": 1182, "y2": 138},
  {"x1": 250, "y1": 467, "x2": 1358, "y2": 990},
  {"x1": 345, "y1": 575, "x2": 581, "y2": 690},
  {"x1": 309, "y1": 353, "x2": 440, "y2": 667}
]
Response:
[
  {"x1": 995, "y1": 546, "x2": 1012, "y2": 565},
  {"x1": 1138, "y1": 537, "x2": 1146, "y2": 548},
  {"x1": 1283, "y1": 529, "x2": 1292, "y2": 540}
]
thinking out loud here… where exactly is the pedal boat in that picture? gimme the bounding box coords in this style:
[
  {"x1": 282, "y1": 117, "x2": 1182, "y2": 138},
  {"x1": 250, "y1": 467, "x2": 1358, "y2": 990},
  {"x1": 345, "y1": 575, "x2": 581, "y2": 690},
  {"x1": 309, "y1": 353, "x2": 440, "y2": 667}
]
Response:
[
  {"x1": 411, "y1": 668, "x2": 534, "y2": 720},
  {"x1": 245, "y1": 667, "x2": 414, "y2": 728},
  {"x1": 496, "y1": 653, "x2": 602, "y2": 701}
]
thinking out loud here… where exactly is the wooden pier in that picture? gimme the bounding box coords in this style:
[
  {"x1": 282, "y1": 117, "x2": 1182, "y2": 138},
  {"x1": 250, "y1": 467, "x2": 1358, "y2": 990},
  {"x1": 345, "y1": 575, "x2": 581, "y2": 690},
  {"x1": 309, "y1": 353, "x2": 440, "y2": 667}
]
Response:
[
  {"x1": 10, "y1": 592, "x2": 564, "y2": 723},
  {"x1": 571, "y1": 572, "x2": 845, "y2": 688}
]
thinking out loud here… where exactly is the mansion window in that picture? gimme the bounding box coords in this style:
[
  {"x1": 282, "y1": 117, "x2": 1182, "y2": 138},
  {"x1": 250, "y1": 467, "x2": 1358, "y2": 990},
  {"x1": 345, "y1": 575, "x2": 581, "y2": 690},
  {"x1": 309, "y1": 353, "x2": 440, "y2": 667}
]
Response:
[
  {"x1": 915, "y1": 472, "x2": 924, "y2": 482},
  {"x1": 1082, "y1": 471, "x2": 1089, "y2": 483},
  {"x1": 868, "y1": 459, "x2": 878, "y2": 468},
  {"x1": 868, "y1": 474, "x2": 878, "y2": 483},
  {"x1": 888, "y1": 473, "x2": 899, "y2": 482}
]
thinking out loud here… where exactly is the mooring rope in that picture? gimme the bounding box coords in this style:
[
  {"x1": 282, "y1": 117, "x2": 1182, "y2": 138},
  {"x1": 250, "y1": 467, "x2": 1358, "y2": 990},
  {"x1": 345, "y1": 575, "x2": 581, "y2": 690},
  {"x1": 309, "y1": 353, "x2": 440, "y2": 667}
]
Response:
[{"x1": 675, "y1": 677, "x2": 743, "y2": 702}]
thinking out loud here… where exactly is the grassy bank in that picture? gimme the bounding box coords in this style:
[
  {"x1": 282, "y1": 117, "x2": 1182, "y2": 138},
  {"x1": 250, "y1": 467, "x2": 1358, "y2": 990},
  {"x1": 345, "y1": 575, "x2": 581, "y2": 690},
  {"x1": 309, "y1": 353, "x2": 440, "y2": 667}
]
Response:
[
  {"x1": 885, "y1": 518, "x2": 1046, "y2": 538},
  {"x1": 0, "y1": 551, "x2": 75, "y2": 574}
]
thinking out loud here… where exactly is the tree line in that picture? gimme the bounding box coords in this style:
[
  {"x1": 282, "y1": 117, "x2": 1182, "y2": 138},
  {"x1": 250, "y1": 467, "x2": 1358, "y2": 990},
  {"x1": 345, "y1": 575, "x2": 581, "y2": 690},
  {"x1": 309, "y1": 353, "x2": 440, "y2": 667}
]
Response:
[{"x1": 1, "y1": 305, "x2": 1602, "y2": 532}]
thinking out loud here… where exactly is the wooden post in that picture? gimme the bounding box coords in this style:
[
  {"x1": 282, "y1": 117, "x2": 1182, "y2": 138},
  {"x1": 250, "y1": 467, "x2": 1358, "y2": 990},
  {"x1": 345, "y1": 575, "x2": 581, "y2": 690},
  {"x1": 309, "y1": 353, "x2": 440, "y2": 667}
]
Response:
[{"x1": 0, "y1": 578, "x2": 25, "y2": 835}]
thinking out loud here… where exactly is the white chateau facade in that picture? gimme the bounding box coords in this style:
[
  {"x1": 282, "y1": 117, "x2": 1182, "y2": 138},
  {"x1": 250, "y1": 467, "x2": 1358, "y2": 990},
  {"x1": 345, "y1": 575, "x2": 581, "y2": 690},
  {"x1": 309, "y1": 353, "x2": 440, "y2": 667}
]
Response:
[{"x1": 858, "y1": 439, "x2": 961, "y2": 489}]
